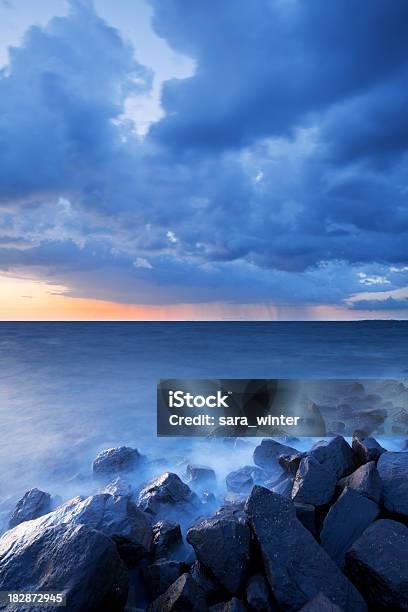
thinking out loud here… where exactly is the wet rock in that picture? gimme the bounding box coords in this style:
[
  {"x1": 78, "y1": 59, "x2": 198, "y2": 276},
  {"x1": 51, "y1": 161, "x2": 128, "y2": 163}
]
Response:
[
  {"x1": 320, "y1": 488, "x2": 379, "y2": 567},
  {"x1": 378, "y1": 452, "x2": 408, "y2": 517},
  {"x1": 187, "y1": 464, "x2": 216, "y2": 486},
  {"x1": 299, "y1": 592, "x2": 343, "y2": 611},
  {"x1": 253, "y1": 439, "x2": 297, "y2": 472},
  {"x1": 138, "y1": 472, "x2": 200, "y2": 520},
  {"x1": 0, "y1": 522, "x2": 128, "y2": 612},
  {"x1": 245, "y1": 486, "x2": 367, "y2": 611},
  {"x1": 187, "y1": 515, "x2": 251, "y2": 594},
  {"x1": 144, "y1": 559, "x2": 185, "y2": 598},
  {"x1": 190, "y1": 560, "x2": 224, "y2": 602},
  {"x1": 226, "y1": 466, "x2": 266, "y2": 493},
  {"x1": 246, "y1": 574, "x2": 273, "y2": 611},
  {"x1": 309, "y1": 436, "x2": 355, "y2": 479},
  {"x1": 292, "y1": 456, "x2": 337, "y2": 506},
  {"x1": 148, "y1": 573, "x2": 206, "y2": 612},
  {"x1": 337, "y1": 461, "x2": 382, "y2": 503},
  {"x1": 278, "y1": 452, "x2": 306, "y2": 475},
  {"x1": 210, "y1": 598, "x2": 247, "y2": 611},
  {"x1": 294, "y1": 502, "x2": 316, "y2": 536},
  {"x1": 352, "y1": 435, "x2": 386, "y2": 464},
  {"x1": 93, "y1": 446, "x2": 141, "y2": 478},
  {"x1": 345, "y1": 519, "x2": 408, "y2": 610},
  {"x1": 152, "y1": 520, "x2": 182, "y2": 559},
  {"x1": 8, "y1": 488, "x2": 51, "y2": 528},
  {"x1": 101, "y1": 476, "x2": 132, "y2": 497},
  {"x1": 270, "y1": 474, "x2": 294, "y2": 498}
]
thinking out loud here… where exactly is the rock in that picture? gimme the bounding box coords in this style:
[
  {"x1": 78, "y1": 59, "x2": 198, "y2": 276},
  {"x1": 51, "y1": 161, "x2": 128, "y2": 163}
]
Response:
[
  {"x1": 337, "y1": 461, "x2": 382, "y2": 503},
  {"x1": 226, "y1": 466, "x2": 266, "y2": 493},
  {"x1": 93, "y1": 446, "x2": 141, "y2": 478},
  {"x1": 294, "y1": 502, "x2": 316, "y2": 536},
  {"x1": 253, "y1": 439, "x2": 297, "y2": 472},
  {"x1": 299, "y1": 592, "x2": 343, "y2": 611},
  {"x1": 246, "y1": 574, "x2": 273, "y2": 610},
  {"x1": 138, "y1": 472, "x2": 200, "y2": 520},
  {"x1": 378, "y1": 452, "x2": 408, "y2": 517},
  {"x1": 345, "y1": 519, "x2": 408, "y2": 610},
  {"x1": 187, "y1": 515, "x2": 251, "y2": 594},
  {"x1": 187, "y1": 464, "x2": 216, "y2": 486},
  {"x1": 309, "y1": 436, "x2": 355, "y2": 479},
  {"x1": 245, "y1": 486, "x2": 367, "y2": 611},
  {"x1": 292, "y1": 456, "x2": 337, "y2": 506},
  {"x1": 278, "y1": 452, "x2": 306, "y2": 475},
  {"x1": 152, "y1": 520, "x2": 182, "y2": 559},
  {"x1": 148, "y1": 573, "x2": 207, "y2": 612},
  {"x1": 0, "y1": 522, "x2": 128, "y2": 611},
  {"x1": 8, "y1": 488, "x2": 51, "y2": 528},
  {"x1": 4, "y1": 493, "x2": 152, "y2": 562},
  {"x1": 190, "y1": 560, "x2": 224, "y2": 602},
  {"x1": 101, "y1": 476, "x2": 132, "y2": 497},
  {"x1": 271, "y1": 475, "x2": 294, "y2": 498},
  {"x1": 144, "y1": 559, "x2": 185, "y2": 598},
  {"x1": 352, "y1": 435, "x2": 386, "y2": 464},
  {"x1": 320, "y1": 488, "x2": 379, "y2": 567},
  {"x1": 210, "y1": 599, "x2": 247, "y2": 611}
]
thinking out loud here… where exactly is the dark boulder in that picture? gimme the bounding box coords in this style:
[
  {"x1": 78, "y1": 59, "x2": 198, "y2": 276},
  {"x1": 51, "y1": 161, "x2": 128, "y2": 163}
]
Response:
[
  {"x1": 226, "y1": 466, "x2": 266, "y2": 494},
  {"x1": 187, "y1": 464, "x2": 216, "y2": 486},
  {"x1": 320, "y1": 488, "x2": 379, "y2": 567},
  {"x1": 337, "y1": 461, "x2": 382, "y2": 504},
  {"x1": 246, "y1": 574, "x2": 274, "y2": 611},
  {"x1": 299, "y1": 592, "x2": 343, "y2": 611},
  {"x1": 245, "y1": 486, "x2": 367, "y2": 611},
  {"x1": 345, "y1": 519, "x2": 408, "y2": 611},
  {"x1": 309, "y1": 436, "x2": 355, "y2": 479},
  {"x1": 187, "y1": 515, "x2": 251, "y2": 594},
  {"x1": 294, "y1": 502, "x2": 316, "y2": 537},
  {"x1": 377, "y1": 452, "x2": 408, "y2": 517},
  {"x1": 8, "y1": 488, "x2": 51, "y2": 528},
  {"x1": 93, "y1": 446, "x2": 141, "y2": 478},
  {"x1": 270, "y1": 475, "x2": 294, "y2": 498},
  {"x1": 352, "y1": 435, "x2": 386, "y2": 465},
  {"x1": 190, "y1": 560, "x2": 224, "y2": 602},
  {"x1": 278, "y1": 452, "x2": 306, "y2": 475},
  {"x1": 148, "y1": 573, "x2": 207, "y2": 612},
  {"x1": 152, "y1": 520, "x2": 182, "y2": 559},
  {"x1": 144, "y1": 559, "x2": 185, "y2": 598},
  {"x1": 0, "y1": 522, "x2": 128, "y2": 612},
  {"x1": 253, "y1": 439, "x2": 297, "y2": 472},
  {"x1": 292, "y1": 456, "x2": 337, "y2": 506},
  {"x1": 138, "y1": 472, "x2": 200, "y2": 520},
  {"x1": 210, "y1": 599, "x2": 247, "y2": 611}
]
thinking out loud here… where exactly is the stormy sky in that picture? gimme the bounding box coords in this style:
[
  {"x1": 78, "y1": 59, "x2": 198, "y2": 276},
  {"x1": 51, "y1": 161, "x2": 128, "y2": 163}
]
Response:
[{"x1": 0, "y1": 0, "x2": 407, "y2": 319}]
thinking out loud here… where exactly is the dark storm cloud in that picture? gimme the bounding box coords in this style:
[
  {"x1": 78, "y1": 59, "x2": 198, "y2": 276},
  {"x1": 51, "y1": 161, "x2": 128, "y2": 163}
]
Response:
[{"x1": 352, "y1": 297, "x2": 408, "y2": 311}]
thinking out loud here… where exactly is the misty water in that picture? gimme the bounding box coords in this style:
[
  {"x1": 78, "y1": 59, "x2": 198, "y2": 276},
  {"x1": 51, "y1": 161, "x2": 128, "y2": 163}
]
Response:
[{"x1": 0, "y1": 321, "x2": 407, "y2": 530}]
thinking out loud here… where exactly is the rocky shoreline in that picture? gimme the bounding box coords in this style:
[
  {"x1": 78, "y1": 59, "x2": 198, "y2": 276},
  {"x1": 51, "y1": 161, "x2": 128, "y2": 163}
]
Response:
[{"x1": 0, "y1": 435, "x2": 407, "y2": 611}]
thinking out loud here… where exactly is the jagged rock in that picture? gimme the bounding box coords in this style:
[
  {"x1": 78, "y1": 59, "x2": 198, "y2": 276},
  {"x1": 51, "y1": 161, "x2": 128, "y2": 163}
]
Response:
[
  {"x1": 246, "y1": 574, "x2": 273, "y2": 610},
  {"x1": 152, "y1": 520, "x2": 182, "y2": 559},
  {"x1": 377, "y1": 452, "x2": 408, "y2": 517},
  {"x1": 245, "y1": 486, "x2": 367, "y2": 611},
  {"x1": 309, "y1": 436, "x2": 355, "y2": 479},
  {"x1": 144, "y1": 559, "x2": 185, "y2": 598},
  {"x1": 299, "y1": 592, "x2": 343, "y2": 611},
  {"x1": 93, "y1": 446, "x2": 141, "y2": 477},
  {"x1": 352, "y1": 435, "x2": 386, "y2": 464},
  {"x1": 138, "y1": 472, "x2": 200, "y2": 520},
  {"x1": 4, "y1": 493, "x2": 152, "y2": 562},
  {"x1": 271, "y1": 475, "x2": 294, "y2": 498},
  {"x1": 101, "y1": 476, "x2": 132, "y2": 497},
  {"x1": 226, "y1": 466, "x2": 266, "y2": 493},
  {"x1": 337, "y1": 461, "x2": 382, "y2": 503},
  {"x1": 320, "y1": 488, "x2": 379, "y2": 567},
  {"x1": 187, "y1": 464, "x2": 216, "y2": 485},
  {"x1": 292, "y1": 456, "x2": 337, "y2": 506},
  {"x1": 278, "y1": 452, "x2": 306, "y2": 475},
  {"x1": 294, "y1": 502, "x2": 316, "y2": 536},
  {"x1": 210, "y1": 598, "x2": 247, "y2": 611},
  {"x1": 0, "y1": 522, "x2": 128, "y2": 611},
  {"x1": 148, "y1": 573, "x2": 206, "y2": 612},
  {"x1": 253, "y1": 439, "x2": 297, "y2": 472},
  {"x1": 8, "y1": 488, "x2": 51, "y2": 528},
  {"x1": 345, "y1": 519, "x2": 408, "y2": 610},
  {"x1": 190, "y1": 560, "x2": 224, "y2": 601},
  {"x1": 187, "y1": 515, "x2": 251, "y2": 594}
]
